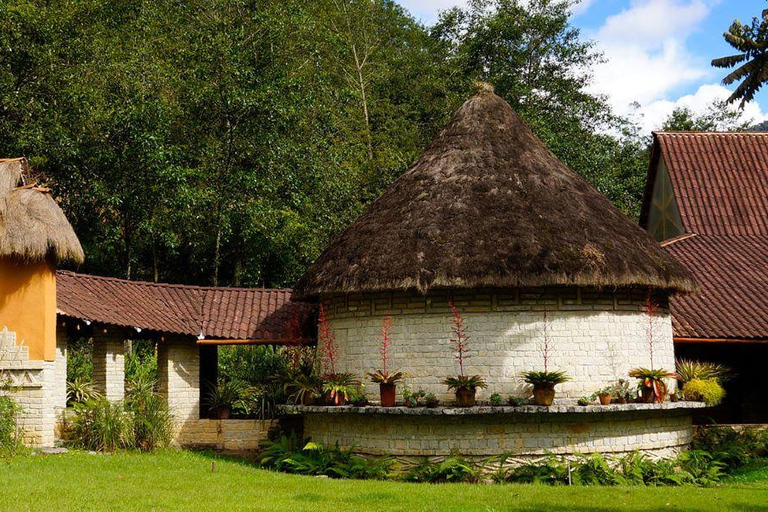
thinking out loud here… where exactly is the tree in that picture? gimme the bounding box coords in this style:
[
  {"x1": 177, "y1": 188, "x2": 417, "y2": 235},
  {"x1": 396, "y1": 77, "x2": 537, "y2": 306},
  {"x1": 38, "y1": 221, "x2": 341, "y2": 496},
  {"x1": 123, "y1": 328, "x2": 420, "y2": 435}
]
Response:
[
  {"x1": 712, "y1": 9, "x2": 768, "y2": 107},
  {"x1": 661, "y1": 100, "x2": 751, "y2": 132}
]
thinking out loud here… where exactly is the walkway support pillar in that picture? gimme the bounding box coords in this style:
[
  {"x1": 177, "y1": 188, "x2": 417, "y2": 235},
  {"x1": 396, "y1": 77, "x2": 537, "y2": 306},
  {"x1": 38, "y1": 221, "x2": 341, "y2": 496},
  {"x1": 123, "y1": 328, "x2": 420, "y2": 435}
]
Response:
[{"x1": 92, "y1": 329, "x2": 127, "y2": 402}]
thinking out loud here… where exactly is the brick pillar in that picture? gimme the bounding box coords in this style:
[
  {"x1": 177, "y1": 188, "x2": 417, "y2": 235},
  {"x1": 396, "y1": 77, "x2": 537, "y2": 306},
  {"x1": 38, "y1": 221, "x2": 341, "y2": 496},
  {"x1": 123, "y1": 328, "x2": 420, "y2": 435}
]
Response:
[
  {"x1": 92, "y1": 332, "x2": 125, "y2": 402},
  {"x1": 158, "y1": 337, "x2": 200, "y2": 428},
  {"x1": 53, "y1": 327, "x2": 68, "y2": 415}
]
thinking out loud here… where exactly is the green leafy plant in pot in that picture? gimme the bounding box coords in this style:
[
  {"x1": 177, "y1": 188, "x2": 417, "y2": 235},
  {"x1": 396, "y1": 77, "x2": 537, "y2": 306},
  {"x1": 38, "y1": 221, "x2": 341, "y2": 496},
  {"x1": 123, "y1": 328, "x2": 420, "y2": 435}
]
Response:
[
  {"x1": 206, "y1": 380, "x2": 243, "y2": 419},
  {"x1": 628, "y1": 367, "x2": 674, "y2": 403},
  {"x1": 366, "y1": 315, "x2": 404, "y2": 407},
  {"x1": 321, "y1": 372, "x2": 360, "y2": 406},
  {"x1": 521, "y1": 370, "x2": 570, "y2": 406},
  {"x1": 442, "y1": 302, "x2": 486, "y2": 407},
  {"x1": 285, "y1": 373, "x2": 322, "y2": 406}
]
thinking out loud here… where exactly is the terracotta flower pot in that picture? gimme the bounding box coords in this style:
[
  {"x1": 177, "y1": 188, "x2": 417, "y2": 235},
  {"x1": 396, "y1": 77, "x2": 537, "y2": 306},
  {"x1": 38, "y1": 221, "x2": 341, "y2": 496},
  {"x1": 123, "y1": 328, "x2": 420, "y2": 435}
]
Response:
[
  {"x1": 598, "y1": 393, "x2": 612, "y2": 406},
  {"x1": 380, "y1": 383, "x2": 397, "y2": 407},
  {"x1": 455, "y1": 387, "x2": 476, "y2": 407},
  {"x1": 216, "y1": 406, "x2": 231, "y2": 420},
  {"x1": 532, "y1": 385, "x2": 556, "y2": 406},
  {"x1": 301, "y1": 393, "x2": 315, "y2": 406}
]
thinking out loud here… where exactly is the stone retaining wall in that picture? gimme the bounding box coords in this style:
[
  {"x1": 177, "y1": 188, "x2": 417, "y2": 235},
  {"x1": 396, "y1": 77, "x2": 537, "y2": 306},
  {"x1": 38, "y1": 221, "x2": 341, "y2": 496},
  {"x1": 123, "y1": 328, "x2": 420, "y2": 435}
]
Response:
[
  {"x1": 323, "y1": 288, "x2": 674, "y2": 402},
  {"x1": 301, "y1": 405, "x2": 698, "y2": 458},
  {"x1": 0, "y1": 327, "x2": 66, "y2": 447},
  {"x1": 175, "y1": 419, "x2": 276, "y2": 451}
]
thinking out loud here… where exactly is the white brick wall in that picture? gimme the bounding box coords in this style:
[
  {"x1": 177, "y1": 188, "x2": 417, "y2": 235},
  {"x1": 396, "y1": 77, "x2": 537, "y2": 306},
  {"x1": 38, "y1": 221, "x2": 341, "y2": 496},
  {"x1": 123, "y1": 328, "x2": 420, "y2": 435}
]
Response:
[
  {"x1": 0, "y1": 326, "x2": 65, "y2": 447},
  {"x1": 304, "y1": 410, "x2": 693, "y2": 458},
  {"x1": 92, "y1": 335, "x2": 125, "y2": 402},
  {"x1": 158, "y1": 337, "x2": 200, "y2": 432},
  {"x1": 324, "y1": 288, "x2": 675, "y2": 402}
]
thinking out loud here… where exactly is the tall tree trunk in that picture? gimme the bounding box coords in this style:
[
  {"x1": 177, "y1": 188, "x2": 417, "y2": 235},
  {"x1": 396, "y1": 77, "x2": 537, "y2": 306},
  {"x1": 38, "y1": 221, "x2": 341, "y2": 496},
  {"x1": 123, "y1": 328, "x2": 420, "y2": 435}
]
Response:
[{"x1": 351, "y1": 42, "x2": 373, "y2": 162}]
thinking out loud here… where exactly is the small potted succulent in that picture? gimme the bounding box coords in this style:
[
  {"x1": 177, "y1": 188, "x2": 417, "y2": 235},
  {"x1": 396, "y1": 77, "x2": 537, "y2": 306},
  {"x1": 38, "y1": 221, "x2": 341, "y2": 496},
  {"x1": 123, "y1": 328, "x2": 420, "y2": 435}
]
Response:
[
  {"x1": 628, "y1": 367, "x2": 675, "y2": 403},
  {"x1": 521, "y1": 370, "x2": 570, "y2": 406},
  {"x1": 489, "y1": 392, "x2": 503, "y2": 406},
  {"x1": 402, "y1": 387, "x2": 424, "y2": 408},
  {"x1": 507, "y1": 395, "x2": 524, "y2": 406},
  {"x1": 424, "y1": 392, "x2": 440, "y2": 408},
  {"x1": 322, "y1": 372, "x2": 360, "y2": 406},
  {"x1": 367, "y1": 315, "x2": 404, "y2": 407},
  {"x1": 443, "y1": 302, "x2": 487, "y2": 407},
  {"x1": 611, "y1": 379, "x2": 633, "y2": 404},
  {"x1": 593, "y1": 385, "x2": 613, "y2": 406}
]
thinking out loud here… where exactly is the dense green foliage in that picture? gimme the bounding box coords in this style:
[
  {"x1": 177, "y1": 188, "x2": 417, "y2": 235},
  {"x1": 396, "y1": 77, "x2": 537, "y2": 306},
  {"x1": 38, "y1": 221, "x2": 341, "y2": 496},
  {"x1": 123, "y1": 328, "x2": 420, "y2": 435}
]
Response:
[
  {"x1": 0, "y1": 395, "x2": 21, "y2": 456},
  {"x1": 0, "y1": 0, "x2": 664, "y2": 286}
]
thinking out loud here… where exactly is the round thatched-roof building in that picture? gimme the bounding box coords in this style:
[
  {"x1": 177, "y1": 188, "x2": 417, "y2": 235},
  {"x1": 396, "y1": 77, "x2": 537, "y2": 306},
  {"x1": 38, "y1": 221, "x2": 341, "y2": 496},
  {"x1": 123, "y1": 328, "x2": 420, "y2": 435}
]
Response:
[{"x1": 294, "y1": 87, "x2": 694, "y2": 407}]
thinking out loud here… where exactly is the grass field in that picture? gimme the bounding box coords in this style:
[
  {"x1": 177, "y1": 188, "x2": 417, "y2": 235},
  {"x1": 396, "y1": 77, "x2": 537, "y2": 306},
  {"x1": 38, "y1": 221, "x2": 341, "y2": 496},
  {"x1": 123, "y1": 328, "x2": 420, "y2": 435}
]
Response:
[{"x1": 1, "y1": 450, "x2": 767, "y2": 511}]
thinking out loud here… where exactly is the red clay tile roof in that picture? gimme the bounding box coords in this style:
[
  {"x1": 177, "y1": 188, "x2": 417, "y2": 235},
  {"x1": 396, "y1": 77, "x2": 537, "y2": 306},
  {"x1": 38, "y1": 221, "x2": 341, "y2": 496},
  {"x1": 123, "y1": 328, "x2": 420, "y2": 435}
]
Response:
[
  {"x1": 642, "y1": 132, "x2": 768, "y2": 341},
  {"x1": 652, "y1": 132, "x2": 768, "y2": 236},
  {"x1": 663, "y1": 235, "x2": 768, "y2": 340},
  {"x1": 56, "y1": 271, "x2": 316, "y2": 341}
]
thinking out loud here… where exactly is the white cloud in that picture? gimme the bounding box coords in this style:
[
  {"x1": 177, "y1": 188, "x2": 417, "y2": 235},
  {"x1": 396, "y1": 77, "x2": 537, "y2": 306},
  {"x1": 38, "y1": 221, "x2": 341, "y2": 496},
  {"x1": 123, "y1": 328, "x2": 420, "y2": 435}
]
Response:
[
  {"x1": 397, "y1": 0, "x2": 467, "y2": 24},
  {"x1": 571, "y1": 0, "x2": 597, "y2": 16},
  {"x1": 632, "y1": 83, "x2": 768, "y2": 133}
]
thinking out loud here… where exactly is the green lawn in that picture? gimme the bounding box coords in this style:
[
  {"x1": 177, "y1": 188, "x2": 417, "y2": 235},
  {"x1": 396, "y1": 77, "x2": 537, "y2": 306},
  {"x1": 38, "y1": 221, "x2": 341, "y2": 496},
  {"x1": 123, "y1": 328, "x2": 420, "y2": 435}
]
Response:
[{"x1": 2, "y1": 450, "x2": 767, "y2": 511}]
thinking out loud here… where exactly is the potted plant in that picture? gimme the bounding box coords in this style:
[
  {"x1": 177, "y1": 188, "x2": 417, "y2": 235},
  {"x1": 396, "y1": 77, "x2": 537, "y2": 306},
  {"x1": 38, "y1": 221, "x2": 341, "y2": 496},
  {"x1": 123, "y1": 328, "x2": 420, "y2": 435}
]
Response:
[
  {"x1": 507, "y1": 396, "x2": 524, "y2": 406},
  {"x1": 285, "y1": 373, "x2": 322, "y2": 406},
  {"x1": 367, "y1": 315, "x2": 404, "y2": 407},
  {"x1": 206, "y1": 380, "x2": 243, "y2": 419},
  {"x1": 611, "y1": 379, "x2": 632, "y2": 404},
  {"x1": 424, "y1": 392, "x2": 440, "y2": 408},
  {"x1": 402, "y1": 387, "x2": 424, "y2": 408},
  {"x1": 521, "y1": 370, "x2": 570, "y2": 406},
  {"x1": 628, "y1": 367, "x2": 675, "y2": 403},
  {"x1": 592, "y1": 386, "x2": 613, "y2": 405},
  {"x1": 489, "y1": 392, "x2": 503, "y2": 406},
  {"x1": 443, "y1": 302, "x2": 487, "y2": 407},
  {"x1": 322, "y1": 372, "x2": 359, "y2": 406}
]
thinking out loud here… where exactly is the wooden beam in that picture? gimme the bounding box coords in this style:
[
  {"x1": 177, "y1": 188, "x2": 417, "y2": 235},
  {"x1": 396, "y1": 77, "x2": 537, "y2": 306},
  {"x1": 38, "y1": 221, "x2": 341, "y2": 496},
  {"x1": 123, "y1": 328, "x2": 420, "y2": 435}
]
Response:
[
  {"x1": 675, "y1": 337, "x2": 768, "y2": 344},
  {"x1": 196, "y1": 338, "x2": 315, "y2": 346}
]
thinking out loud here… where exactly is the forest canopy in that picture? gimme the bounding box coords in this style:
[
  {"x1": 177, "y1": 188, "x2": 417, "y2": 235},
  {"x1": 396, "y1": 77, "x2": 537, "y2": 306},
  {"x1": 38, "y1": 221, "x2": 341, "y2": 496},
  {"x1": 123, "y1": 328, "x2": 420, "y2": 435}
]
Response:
[{"x1": 0, "y1": 0, "x2": 748, "y2": 288}]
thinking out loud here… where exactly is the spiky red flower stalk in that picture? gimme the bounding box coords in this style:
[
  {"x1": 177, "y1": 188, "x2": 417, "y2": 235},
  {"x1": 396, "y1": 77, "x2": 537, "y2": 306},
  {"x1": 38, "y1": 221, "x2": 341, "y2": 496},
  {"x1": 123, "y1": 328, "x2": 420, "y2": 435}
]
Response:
[
  {"x1": 449, "y1": 301, "x2": 469, "y2": 377},
  {"x1": 318, "y1": 303, "x2": 337, "y2": 374},
  {"x1": 541, "y1": 310, "x2": 550, "y2": 373},
  {"x1": 645, "y1": 291, "x2": 659, "y2": 370},
  {"x1": 377, "y1": 314, "x2": 392, "y2": 373}
]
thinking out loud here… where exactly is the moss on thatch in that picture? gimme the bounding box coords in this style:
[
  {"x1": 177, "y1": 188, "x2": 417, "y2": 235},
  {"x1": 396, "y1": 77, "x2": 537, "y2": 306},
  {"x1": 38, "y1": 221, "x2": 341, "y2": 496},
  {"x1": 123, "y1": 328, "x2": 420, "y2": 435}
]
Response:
[
  {"x1": 293, "y1": 89, "x2": 696, "y2": 300},
  {"x1": 0, "y1": 158, "x2": 84, "y2": 264}
]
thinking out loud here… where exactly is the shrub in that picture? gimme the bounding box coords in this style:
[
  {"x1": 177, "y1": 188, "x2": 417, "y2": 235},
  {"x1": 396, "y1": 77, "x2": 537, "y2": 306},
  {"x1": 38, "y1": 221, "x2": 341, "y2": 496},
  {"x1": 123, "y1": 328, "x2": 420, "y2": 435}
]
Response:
[
  {"x1": 126, "y1": 382, "x2": 173, "y2": 451},
  {"x1": 505, "y1": 456, "x2": 569, "y2": 485},
  {"x1": 66, "y1": 378, "x2": 102, "y2": 406},
  {"x1": 693, "y1": 426, "x2": 768, "y2": 471},
  {"x1": 405, "y1": 455, "x2": 480, "y2": 483},
  {"x1": 71, "y1": 399, "x2": 134, "y2": 452},
  {"x1": 676, "y1": 359, "x2": 731, "y2": 383},
  {"x1": 682, "y1": 379, "x2": 726, "y2": 406},
  {"x1": 507, "y1": 396, "x2": 524, "y2": 406},
  {"x1": 0, "y1": 396, "x2": 21, "y2": 456},
  {"x1": 66, "y1": 337, "x2": 93, "y2": 382},
  {"x1": 258, "y1": 435, "x2": 390, "y2": 480}
]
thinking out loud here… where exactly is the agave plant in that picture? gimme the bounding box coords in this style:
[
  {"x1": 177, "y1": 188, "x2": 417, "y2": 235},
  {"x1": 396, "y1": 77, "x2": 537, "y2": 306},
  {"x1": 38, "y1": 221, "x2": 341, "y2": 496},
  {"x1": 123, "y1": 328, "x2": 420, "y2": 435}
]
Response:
[
  {"x1": 442, "y1": 374, "x2": 487, "y2": 391},
  {"x1": 628, "y1": 367, "x2": 675, "y2": 403},
  {"x1": 322, "y1": 372, "x2": 360, "y2": 406},
  {"x1": 675, "y1": 359, "x2": 732, "y2": 384},
  {"x1": 285, "y1": 373, "x2": 322, "y2": 405},
  {"x1": 520, "y1": 370, "x2": 570, "y2": 388},
  {"x1": 366, "y1": 369, "x2": 404, "y2": 385},
  {"x1": 66, "y1": 378, "x2": 102, "y2": 405}
]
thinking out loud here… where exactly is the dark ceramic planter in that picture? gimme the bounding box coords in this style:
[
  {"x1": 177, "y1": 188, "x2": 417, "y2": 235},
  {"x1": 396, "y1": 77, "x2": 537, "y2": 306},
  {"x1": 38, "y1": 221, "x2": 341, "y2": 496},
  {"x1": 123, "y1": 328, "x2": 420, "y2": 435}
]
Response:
[
  {"x1": 215, "y1": 406, "x2": 231, "y2": 420},
  {"x1": 532, "y1": 385, "x2": 556, "y2": 406},
  {"x1": 380, "y1": 383, "x2": 397, "y2": 407},
  {"x1": 455, "y1": 387, "x2": 476, "y2": 407}
]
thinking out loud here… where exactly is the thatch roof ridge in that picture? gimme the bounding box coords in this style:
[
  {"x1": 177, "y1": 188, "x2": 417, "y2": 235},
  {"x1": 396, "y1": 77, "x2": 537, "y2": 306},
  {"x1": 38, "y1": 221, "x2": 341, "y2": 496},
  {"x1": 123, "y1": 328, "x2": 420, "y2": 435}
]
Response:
[
  {"x1": 293, "y1": 90, "x2": 696, "y2": 300},
  {"x1": 0, "y1": 158, "x2": 84, "y2": 264}
]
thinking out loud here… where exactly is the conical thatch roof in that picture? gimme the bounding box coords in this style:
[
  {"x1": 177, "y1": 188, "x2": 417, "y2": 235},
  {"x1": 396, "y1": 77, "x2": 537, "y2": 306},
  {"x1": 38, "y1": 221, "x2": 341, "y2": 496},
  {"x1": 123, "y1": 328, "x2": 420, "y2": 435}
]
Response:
[
  {"x1": 0, "y1": 158, "x2": 84, "y2": 264},
  {"x1": 293, "y1": 88, "x2": 696, "y2": 300}
]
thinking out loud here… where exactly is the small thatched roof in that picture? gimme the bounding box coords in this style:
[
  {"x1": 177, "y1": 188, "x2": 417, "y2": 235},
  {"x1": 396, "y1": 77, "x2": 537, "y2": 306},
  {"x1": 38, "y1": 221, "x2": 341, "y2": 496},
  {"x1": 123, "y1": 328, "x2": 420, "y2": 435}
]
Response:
[
  {"x1": 293, "y1": 88, "x2": 696, "y2": 300},
  {"x1": 0, "y1": 158, "x2": 84, "y2": 264}
]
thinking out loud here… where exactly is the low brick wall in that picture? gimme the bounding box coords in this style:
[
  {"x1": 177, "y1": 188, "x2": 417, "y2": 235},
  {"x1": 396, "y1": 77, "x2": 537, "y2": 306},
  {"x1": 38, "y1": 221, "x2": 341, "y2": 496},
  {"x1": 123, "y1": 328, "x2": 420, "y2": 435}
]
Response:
[
  {"x1": 175, "y1": 419, "x2": 276, "y2": 451},
  {"x1": 297, "y1": 404, "x2": 703, "y2": 459}
]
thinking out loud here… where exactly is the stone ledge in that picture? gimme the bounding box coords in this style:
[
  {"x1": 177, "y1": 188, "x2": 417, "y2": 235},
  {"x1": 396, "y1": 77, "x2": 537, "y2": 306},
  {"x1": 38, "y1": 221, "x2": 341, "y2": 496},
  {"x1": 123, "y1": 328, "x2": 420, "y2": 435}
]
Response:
[{"x1": 281, "y1": 401, "x2": 708, "y2": 416}]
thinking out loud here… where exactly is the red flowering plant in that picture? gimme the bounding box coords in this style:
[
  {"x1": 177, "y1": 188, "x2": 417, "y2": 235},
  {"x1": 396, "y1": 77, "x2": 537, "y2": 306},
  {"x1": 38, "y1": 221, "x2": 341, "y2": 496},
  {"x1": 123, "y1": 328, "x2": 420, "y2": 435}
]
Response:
[
  {"x1": 318, "y1": 304, "x2": 359, "y2": 405},
  {"x1": 367, "y1": 315, "x2": 404, "y2": 386},
  {"x1": 282, "y1": 311, "x2": 322, "y2": 406},
  {"x1": 442, "y1": 302, "x2": 486, "y2": 406},
  {"x1": 629, "y1": 291, "x2": 674, "y2": 403}
]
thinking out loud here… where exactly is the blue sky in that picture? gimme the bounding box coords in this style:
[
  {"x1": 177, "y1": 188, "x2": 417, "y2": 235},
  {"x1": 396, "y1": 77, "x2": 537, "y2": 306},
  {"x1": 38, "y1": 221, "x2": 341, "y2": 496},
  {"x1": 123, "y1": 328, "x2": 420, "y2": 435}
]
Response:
[{"x1": 397, "y1": 0, "x2": 768, "y2": 132}]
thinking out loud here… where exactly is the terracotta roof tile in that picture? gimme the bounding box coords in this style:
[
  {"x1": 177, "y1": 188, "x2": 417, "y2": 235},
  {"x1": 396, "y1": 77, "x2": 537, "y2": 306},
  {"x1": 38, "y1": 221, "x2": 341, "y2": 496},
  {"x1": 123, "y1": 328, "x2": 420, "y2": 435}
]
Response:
[
  {"x1": 656, "y1": 132, "x2": 768, "y2": 236},
  {"x1": 56, "y1": 271, "x2": 316, "y2": 341},
  {"x1": 663, "y1": 235, "x2": 768, "y2": 340}
]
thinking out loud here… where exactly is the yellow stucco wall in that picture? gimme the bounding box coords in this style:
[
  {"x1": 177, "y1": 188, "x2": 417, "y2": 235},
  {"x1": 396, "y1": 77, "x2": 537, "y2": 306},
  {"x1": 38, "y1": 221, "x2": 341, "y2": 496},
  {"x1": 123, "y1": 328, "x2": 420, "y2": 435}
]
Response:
[{"x1": 0, "y1": 256, "x2": 56, "y2": 361}]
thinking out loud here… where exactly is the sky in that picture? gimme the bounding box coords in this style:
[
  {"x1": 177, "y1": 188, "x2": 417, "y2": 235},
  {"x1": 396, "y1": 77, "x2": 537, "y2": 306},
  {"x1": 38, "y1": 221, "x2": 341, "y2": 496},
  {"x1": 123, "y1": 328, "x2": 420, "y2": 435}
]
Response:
[{"x1": 397, "y1": 0, "x2": 768, "y2": 133}]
